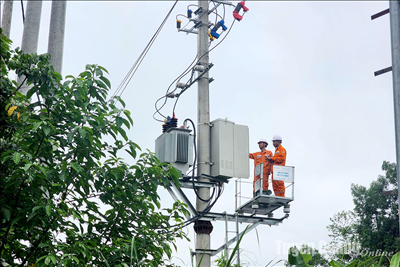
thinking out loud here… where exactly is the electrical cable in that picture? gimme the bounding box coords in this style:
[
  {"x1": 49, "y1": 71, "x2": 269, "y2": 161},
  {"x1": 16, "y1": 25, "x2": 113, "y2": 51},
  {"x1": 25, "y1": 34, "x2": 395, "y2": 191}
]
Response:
[
  {"x1": 153, "y1": 53, "x2": 198, "y2": 122},
  {"x1": 184, "y1": 118, "x2": 216, "y2": 203},
  {"x1": 168, "y1": 18, "x2": 236, "y2": 115},
  {"x1": 110, "y1": 0, "x2": 179, "y2": 101},
  {"x1": 155, "y1": 3, "x2": 235, "y2": 120}
]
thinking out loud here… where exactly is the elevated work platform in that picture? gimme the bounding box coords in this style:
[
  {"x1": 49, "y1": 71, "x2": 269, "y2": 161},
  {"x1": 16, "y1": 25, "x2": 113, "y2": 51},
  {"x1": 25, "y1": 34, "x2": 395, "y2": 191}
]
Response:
[{"x1": 236, "y1": 195, "x2": 293, "y2": 216}]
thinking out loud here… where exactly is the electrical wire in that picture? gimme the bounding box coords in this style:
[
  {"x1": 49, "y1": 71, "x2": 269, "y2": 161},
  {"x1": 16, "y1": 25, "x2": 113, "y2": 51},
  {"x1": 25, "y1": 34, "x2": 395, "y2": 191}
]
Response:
[
  {"x1": 154, "y1": 3, "x2": 238, "y2": 123},
  {"x1": 169, "y1": 18, "x2": 236, "y2": 115},
  {"x1": 184, "y1": 118, "x2": 216, "y2": 202},
  {"x1": 110, "y1": 0, "x2": 179, "y2": 101},
  {"x1": 153, "y1": 54, "x2": 198, "y2": 122}
]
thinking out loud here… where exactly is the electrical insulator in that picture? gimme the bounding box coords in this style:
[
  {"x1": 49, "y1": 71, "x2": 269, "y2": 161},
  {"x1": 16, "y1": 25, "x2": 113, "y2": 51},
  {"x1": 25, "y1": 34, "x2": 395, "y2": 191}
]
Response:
[
  {"x1": 176, "y1": 82, "x2": 186, "y2": 89},
  {"x1": 162, "y1": 117, "x2": 169, "y2": 133},
  {"x1": 194, "y1": 21, "x2": 202, "y2": 28},
  {"x1": 187, "y1": 9, "x2": 192, "y2": 18},
  {"x1": 194, "y1": 7, "x2": 202, "y2": 15},
  {"x1": 194, "y1": 65, "x2": 205, "y2": 72},
  {"x1": 177, "y1": 19, "x2": 182, "y2": 29},
  {"x1": 208, "y1": 30, "x2": 216, "y2": 41},
  {"x1": 170, "y1": 114, "x2": 178, "y2": 128},
  {"x1": 210, "y1": 20, "x2": 227, "y2": 40},
  {"x1": 233, "y1": 1, "x2": 249, "y2": 21}
]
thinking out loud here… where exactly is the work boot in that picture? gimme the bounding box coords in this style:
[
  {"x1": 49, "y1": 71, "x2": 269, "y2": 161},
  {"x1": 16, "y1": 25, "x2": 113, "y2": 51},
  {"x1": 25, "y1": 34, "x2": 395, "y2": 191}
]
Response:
[{"x1": 262, "y1": 190, "x2": 272, "y2": 195}]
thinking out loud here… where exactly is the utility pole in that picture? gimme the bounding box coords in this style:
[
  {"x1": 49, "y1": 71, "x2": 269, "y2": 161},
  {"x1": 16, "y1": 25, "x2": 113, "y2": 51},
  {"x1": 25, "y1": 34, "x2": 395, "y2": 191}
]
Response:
[
  {"x1": 17, "y1": 0, "x2": 43, "y2": 95},
  {"x1": 47, "y1": 0, "x2": 67, "y2": 74},
  {"x1": 389, "y1": 0, "x2": 400, "y2": 236},
  {"x1": 194, "y1": 1, "x2": 212, "y2": 266},
  {"x1": 1, "y1": 0, "x2": 13, "y2": 38}
]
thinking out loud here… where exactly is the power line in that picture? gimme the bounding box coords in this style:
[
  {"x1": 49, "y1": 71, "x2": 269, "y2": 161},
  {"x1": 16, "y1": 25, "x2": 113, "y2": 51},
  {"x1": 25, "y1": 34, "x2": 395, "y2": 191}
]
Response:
[{"x1": 110, "y1": 0, "x2": 179, "y2": 101}]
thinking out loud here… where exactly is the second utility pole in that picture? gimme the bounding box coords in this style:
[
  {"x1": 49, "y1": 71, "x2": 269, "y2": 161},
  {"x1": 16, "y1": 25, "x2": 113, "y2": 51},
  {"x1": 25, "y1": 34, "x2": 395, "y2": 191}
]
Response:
[{"x1": 195, "y1": 1, "x2": 212, "y2": 266}]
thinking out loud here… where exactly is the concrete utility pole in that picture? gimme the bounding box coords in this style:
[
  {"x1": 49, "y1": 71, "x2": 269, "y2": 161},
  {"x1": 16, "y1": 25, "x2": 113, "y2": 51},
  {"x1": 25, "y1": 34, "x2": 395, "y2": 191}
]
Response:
[
  {"x1": 194, "y1": 1, "x2": 212, "y2": 266},
  {"x1": 389, "y1": 0, "x2": 400, "y2": 236},
  {"x1": 1, "y1": 0, "x2": 13, "y2": 38},
  {"x1": 47, "y1": 0, "x2": 67, "y2": 75},
  {"x1": 18, "y1": 0, "x2": 43, "y2": 95}
]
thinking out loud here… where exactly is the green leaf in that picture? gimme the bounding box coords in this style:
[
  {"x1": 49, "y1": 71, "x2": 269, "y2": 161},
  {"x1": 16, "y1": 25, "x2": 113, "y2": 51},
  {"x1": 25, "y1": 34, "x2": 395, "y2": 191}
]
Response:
[
  {"x1": 302, "y1": 253, "x2": 313, "y2": 264},
  {"x1": 288, "y1": 247, "x2": 307, "y2": 267},
  {"x1": 95, "y1": 67, "x2": 103, "y2": 77},
  {"x1": 12, "y1": 152, "x2": 21, "y2": 164},
  {"x1": 45, "y1": 256, "x2": 50, "y2": 265},
  {"x1": 32, "y1": 121, "x2": 42, "y2": 132},
  {"x1": 37, "y1": 165, "x2": 48, "y2": 175},
  {"x1": 45, "y1": 205, "x2": 51, "y2": 217},
  {"x1": 99, "y1": 76, "x2": 111, "y2": 88},
  {"x1": 43, "y1": 126, "x2": 51, "y2": 136},
  {"x1": 24, "y1": 162, "x2": 32, "y2": 172},
  {"x1": 79, "y1": 127, "x2": 86, "y2": 138},
  {"x1": 124, "y1": 110, "x2": 133, "y2": 125},
  {"x1": 72, "y1": 256, "x2": 79, "y2": 264},
  {"x1": 26, "y1": 85, "x2": 39, "y2": 99},
  {"x1": 169, "y1": 167, "x2": 181, "y2": 180},
  {"x1": 50, "y1": 255, "x2": 56, "y2": 264},
  {"x1": 71, "y1": 162, "x2": 82, "y2": 172},
  {"x1": 391, "y1": 252, "x2": 400, "y2": 267},
  {"x1": 2, "y1": 208, "x2": 10, "y2": 221}
]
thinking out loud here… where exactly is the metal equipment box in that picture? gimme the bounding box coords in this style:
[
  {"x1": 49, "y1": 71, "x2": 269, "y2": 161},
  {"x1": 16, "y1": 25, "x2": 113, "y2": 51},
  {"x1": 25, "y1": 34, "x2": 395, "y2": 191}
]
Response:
[
  {"x1": 155, "y1": 128, "x2": 194, "y2": 174},
  {"x1": 210, "y1": 118, "x2": 249, "y2": 178}
]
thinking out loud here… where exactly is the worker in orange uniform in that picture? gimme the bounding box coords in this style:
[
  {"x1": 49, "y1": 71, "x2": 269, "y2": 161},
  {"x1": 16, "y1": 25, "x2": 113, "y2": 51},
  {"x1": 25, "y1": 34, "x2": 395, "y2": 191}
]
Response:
[
  {"x1": 249, "y1": 138, "x2": 273, "y2": 197},
  {"x1": 266, "y1": 134, "x2": 286, "y2": 197}
]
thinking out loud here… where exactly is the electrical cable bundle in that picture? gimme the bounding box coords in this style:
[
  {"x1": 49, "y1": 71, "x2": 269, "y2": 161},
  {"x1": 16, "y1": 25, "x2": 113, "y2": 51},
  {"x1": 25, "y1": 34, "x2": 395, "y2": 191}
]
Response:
[
  {"x1": 109, "y1": 0, "x2": 179, "y2": 101},
  {"x1": 153, "y1": 2, "x2": 238, "y2": 123}
]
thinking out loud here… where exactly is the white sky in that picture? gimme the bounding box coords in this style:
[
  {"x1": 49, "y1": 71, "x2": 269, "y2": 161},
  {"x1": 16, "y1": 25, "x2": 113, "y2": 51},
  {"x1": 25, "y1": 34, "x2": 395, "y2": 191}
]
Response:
[{"x1": 2, "y1": 1, "x2": 396, "y2": 266}]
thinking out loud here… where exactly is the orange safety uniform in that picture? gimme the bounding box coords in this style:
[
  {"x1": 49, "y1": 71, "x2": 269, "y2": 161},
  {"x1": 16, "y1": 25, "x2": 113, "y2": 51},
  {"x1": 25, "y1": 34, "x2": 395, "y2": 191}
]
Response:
[
  {"x1": 249, "y1": 150, "x2": 273, "y2": 192},
  {"x1": 270, "y1": 145, "x2": 286, "y2": 197}
]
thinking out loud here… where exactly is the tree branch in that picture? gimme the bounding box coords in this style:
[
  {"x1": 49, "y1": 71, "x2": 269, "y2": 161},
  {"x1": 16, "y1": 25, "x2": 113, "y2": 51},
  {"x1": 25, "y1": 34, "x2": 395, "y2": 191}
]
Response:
[
  {"x1": 11, "y1": 76, "x2": 27, "y2": 97},
  {"x1": 382, "y1": 189, "x2": 398, "y2": 196}
]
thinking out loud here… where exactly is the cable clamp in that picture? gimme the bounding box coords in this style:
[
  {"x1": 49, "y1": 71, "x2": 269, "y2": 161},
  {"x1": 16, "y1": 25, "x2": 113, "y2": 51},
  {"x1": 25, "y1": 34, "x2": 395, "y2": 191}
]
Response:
[
  {"x1": 198, "y1": 162, "x2": 214, "y2": 166},
  {"x1": 197, "y1": 122, "x2": 213, "y2": 127}
]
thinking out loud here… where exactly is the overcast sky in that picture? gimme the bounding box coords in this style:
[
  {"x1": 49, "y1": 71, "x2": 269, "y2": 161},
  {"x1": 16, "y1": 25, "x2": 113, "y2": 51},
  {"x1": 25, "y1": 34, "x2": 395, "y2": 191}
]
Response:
[{"x1": 2, "y1": 1, "x2": 396, "y2": 266}]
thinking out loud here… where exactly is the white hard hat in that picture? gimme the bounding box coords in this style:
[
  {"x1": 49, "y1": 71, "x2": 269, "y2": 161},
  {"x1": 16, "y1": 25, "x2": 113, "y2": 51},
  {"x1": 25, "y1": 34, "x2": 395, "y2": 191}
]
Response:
[
  {"x1": 258, "y1": 138, "x2": 268, "y2": 144},
  {"x1": 272, "y1": 135, "x2": 282, "y2": 141}
]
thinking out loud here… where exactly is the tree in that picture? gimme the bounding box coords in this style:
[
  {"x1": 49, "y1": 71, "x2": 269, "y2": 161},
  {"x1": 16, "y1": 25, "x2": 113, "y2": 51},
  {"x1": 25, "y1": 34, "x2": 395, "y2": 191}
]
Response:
[
  {"x1": 326, "y1": 161, "x2": 399, "y2": 262},
  {"x1": 0, "y1": 30, "x2": 189, "y2": 266},
  {"x1": 351, "y1": 161, "x2": 399, "y2": 255},
  {"x1": 324, "y1": 210, "x2": 359, "y2": 261},
  {"x1": 285, "y1": 245, "x2": 329, "y2": 267}
]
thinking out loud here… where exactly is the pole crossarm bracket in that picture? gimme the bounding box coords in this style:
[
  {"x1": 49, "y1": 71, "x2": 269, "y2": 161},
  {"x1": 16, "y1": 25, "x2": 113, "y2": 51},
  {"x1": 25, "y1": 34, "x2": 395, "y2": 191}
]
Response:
[{"x1": 201, "y1": 212, "x2": 289, "y2": 225}]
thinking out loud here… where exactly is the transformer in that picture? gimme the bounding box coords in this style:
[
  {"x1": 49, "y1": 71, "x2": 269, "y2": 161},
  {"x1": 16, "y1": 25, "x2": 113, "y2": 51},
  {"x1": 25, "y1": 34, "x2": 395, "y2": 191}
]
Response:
[{"x1": 155, "y1": 128, "x2": 194, "y2": 174}]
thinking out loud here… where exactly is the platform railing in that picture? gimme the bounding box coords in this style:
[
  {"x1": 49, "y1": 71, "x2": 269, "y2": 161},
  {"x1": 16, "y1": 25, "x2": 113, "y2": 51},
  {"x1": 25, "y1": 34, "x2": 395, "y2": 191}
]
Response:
[{"x1": 235, "y1": 164, "x2": 295, "y2": 211}]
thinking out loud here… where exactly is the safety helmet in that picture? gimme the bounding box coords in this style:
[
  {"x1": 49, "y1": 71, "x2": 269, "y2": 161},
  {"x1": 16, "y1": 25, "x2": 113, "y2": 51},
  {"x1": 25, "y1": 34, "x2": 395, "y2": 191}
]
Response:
[
  {"x1": 258, "y1": 138, "x2": 268, "y2": 145},
  {"x1": 272, "y1": 135, "x2": 282, "y2": 141}
]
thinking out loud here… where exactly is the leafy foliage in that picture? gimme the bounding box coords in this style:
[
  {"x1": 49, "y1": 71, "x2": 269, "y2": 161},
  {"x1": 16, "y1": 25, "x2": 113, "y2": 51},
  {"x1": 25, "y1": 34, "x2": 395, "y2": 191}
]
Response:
[
  {"x1": 326, "y1": 161, "x2": 399, "y2": 263},
  {"x1": 287, "y1": 246, "x2": 400, "y2": 267},
  {"x1": 351, "y1": 161, "x2": 399, "y2": 255},
  {"x1": 0, "y1": 30, "x2": 188, "y2": 266},
  {"x1": 324, "y1": 210, "x2": 359, "y2": 261}
]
